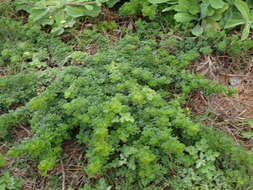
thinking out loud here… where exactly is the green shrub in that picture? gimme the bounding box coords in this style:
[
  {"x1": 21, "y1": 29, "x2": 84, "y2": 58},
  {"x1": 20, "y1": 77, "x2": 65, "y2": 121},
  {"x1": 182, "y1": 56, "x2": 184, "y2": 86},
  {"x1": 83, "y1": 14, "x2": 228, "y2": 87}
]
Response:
[
  {"x1": 0, "y1": 67, "x2": 64, "y2": 138},
  {"x1": 3, "y1": 34, "x2": 252, "y2": 189},
  {"x1": 1, "y1": 7, "x2": 253, "y2": 189}
]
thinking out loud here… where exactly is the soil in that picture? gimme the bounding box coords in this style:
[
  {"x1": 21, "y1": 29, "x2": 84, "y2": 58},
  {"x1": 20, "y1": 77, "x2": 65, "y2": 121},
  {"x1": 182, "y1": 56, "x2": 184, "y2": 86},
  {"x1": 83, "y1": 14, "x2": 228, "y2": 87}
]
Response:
[{"x1": 188, "y1": 54, "x2": 253, "y2": 149}]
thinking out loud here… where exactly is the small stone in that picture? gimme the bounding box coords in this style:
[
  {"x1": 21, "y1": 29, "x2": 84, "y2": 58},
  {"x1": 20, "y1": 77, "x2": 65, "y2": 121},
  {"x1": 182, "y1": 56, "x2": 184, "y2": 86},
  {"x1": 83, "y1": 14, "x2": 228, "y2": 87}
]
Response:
[{"x1": 229, "y1": 76, "x2": 242, "y2": 86}]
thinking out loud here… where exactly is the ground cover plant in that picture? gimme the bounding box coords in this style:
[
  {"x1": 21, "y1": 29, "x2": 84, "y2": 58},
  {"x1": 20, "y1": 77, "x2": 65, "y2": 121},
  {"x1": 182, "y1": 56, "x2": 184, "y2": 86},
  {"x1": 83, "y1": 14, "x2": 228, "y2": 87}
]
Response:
[{"x1": 0, "y1": 0, "x2": 253, "y2": 189}]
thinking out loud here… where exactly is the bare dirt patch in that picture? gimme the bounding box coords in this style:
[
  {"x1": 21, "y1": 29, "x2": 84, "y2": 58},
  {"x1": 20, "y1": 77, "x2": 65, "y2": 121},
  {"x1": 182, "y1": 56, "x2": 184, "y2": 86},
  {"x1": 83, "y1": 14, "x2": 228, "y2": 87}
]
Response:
[{"x1": 188, "y1": 54, "x2": 253, "y2": 149}]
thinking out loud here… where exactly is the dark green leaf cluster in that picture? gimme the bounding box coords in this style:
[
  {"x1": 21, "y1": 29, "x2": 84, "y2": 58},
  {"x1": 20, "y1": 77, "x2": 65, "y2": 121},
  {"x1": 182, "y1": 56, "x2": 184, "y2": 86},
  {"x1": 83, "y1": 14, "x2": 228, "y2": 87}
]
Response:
[
  {"x1": 3, "y1": 34, "x2": 252, "y2": 189},
  {"x1": 68, "y1": 19, "x2": 253, "y2": 63},
  {"x1": 119, "y1": 0, "x2": 158, "y2": 19},
  {"x1": 134, "y1": 19, "x2": 253, "y2": 56},
  {"x1": 0, "y1": 68, "x2": 59, "y2": 138},
  {"x1": 0, "y1": 73, "x2": 38, "y2": 111},
  {"x1": 67, "y1": 29, "x2": 109, "y2": 53},
  {"x1": 0, "y1": 18, "x2": 71, "y2": 139},
  {"x1": 175, "y1": 31, "x2": 253, "y2": 56},
  {"x1": 0, "y1": 18, "x2": 72, "y2": 74}
]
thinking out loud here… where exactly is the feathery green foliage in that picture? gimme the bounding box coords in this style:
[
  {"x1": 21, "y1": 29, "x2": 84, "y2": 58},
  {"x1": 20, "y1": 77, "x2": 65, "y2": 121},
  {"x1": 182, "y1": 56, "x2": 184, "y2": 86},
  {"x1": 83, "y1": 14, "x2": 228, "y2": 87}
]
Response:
[
  {"x1": 1, "y1": 33, "x2": 252, "y2": 189},
  {"x1": 1, "y1": 3, "x2": 253, "y2": 189}
]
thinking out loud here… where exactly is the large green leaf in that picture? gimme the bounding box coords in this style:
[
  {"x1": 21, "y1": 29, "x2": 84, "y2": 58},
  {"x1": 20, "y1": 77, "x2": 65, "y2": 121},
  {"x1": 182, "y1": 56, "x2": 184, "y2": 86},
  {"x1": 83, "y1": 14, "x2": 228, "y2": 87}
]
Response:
[
  {"x1": 192, "y1": 24, "x2": 204, "y2": 36},
  {"x1": 225, "y1": 18, "x2": 245, "y2": 28},
  {"x1": 29, "y1": 8, "x2": 49, "y2": 22},
  {"x1": 51, "y1": 26, "x2": 65, "y2": 35},
  {"x1": 65, "y1": 5, "x2": 87, "y2": 18},
  {"x1": 210, "y1": 4, "x2": 229, "y2": 21},
  {"x1": 206, "y1": 7, "x2": 215, "y2": 17},
  {"x1": 234, "y1": 0, "x2": 251, "y2": 21},
  {"x1": 174, "y1": 0, "x2": 199, "y2": 15},
  {"x1": 241, "y1": 23, "x2": 251, "y2": 40},
  {"x1": 188, "y1": 0, "x2": 200, "y2": 15},
  {"x1": 148, "y1": 0, "x2": 177, "y2": 4},
  {"x1": 174, "y1": 13, "x2": 196, "y2": 22},
  {"x1": 174, "y1": 0, "x2": 191, "y2": 12},
  {"x1": 66, "y1": 4, "x2": 101, "y2": 18},
  {"x1": 203, "y1": 18, "x2": 220, "y2": 30},
  {"x1": 209, "y1": 0, "x2": 226, "y2": 9}
]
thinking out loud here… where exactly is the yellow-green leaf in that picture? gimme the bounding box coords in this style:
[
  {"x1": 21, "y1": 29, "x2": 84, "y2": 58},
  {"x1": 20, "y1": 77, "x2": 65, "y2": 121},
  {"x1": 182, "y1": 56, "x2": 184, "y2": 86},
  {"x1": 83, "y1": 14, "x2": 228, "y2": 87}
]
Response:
[
  {"x1": 174, "y1": 13, "x2": 196, "y2": 22},
  {"x1": 209, "y1": 0, "x2": 226, "y2": 9}
]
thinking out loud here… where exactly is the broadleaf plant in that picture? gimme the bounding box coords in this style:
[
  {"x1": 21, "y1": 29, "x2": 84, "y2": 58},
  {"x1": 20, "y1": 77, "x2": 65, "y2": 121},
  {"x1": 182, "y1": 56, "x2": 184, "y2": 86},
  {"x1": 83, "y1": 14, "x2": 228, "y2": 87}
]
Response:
[
  {"x1": 225, "y1": 0, "x2": 253, "y2": 40},
  {"x1": 14, "y1": 0, "x2": 253, "y2": 38},
  {"x1": 166, "y1": 0, "x2": 229, "y2": 36},
  {"x1": 15, "y1": 0, "x2": 106, "y2": 35}
]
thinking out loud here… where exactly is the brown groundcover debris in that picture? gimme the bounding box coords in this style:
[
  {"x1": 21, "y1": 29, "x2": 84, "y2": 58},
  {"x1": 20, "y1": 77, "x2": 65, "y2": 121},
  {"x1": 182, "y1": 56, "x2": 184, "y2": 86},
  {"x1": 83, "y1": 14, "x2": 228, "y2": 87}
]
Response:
[{"x1": 188, "y1": 55, "x2": 253, "y2": 149}]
